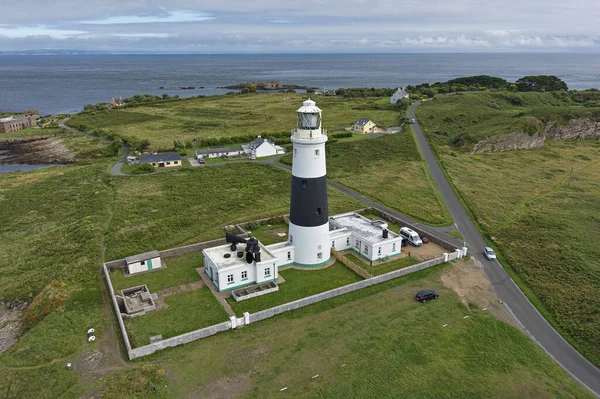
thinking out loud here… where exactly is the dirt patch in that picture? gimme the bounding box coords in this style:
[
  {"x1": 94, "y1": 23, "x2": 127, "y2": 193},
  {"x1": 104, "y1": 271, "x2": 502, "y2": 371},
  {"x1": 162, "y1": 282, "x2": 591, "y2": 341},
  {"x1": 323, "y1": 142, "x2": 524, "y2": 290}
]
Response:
[
  {"x1": 193, "y1": 372, "x2": 253, "y2": 399},
  {"x1": 404, "y1": 242, "x2": 446, "y2": 262},
  {"x1": 441, "y1": 258, "x2": 518, "y2": 328},
  {"x1": 0, "y1": 136, "x2": 76, "y2": 164},
  {"x1": 159, "y1": 281, "x2": 205, "y2": 298},
  {"x1": 0, "y1": 302, "x2": 25, "y2": 355}
]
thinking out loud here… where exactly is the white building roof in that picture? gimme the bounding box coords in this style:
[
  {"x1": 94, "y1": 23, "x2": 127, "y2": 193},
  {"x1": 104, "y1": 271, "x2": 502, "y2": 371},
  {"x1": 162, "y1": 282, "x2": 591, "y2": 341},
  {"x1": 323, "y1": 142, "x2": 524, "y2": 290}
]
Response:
[
  {"x1": 125, "y1": 250, "x2": 160, "y2": 264},
  {"x1": 329, "y1": 213, "x2": 400, "y2": 245},
  {"x1": 0, "y1": 116, "x2": 16, "y2": 122},
  {"x1": 297, "y1": 99, "x2": 322, "y2": 113},
  {"x1": 204, "y1": 242, "x2": 276, "y2": 271}
]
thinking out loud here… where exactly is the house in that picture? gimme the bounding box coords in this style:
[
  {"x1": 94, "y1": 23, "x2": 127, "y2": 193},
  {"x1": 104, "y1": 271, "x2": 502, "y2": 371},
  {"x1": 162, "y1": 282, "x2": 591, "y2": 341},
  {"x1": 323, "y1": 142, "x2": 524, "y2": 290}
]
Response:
[
  {"x1": 195, "y1": 136, "x2": 285, "y2": 160},
  {"x1": 124, "y1": 250, "x2": 162, "y2": 275},
  {"x1": 195, "y1": 146, "x2": 245, "y2": 160},
  {"x1": 140, "y1": 153, "x2": 182, "y2": 168},
  {"x1": 0, "y1": 114, "x2": 38, "y2": 133},
  {"x1": 352, "y1": 118, "x2": 376, "y2": 134},
  {"x1": 203, "y1": 240, "x2": 279, "y2": 292},
  {"x1": 390, "y1": 87, "x2": 409, "y2": 104},
  {"x1": 241, "y1": 136, "x2": 285, "y2": 158},
  {"x1": 329, "y1": 213, "x2": 403, "y2": 263}
]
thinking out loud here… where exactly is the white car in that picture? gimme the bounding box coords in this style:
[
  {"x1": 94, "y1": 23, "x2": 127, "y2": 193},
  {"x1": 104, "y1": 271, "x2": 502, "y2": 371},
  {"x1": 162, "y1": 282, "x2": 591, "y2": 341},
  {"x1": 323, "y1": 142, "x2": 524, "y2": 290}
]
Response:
[{"x1": 483, "y1": 247, "x2": 496, "y2": 260}]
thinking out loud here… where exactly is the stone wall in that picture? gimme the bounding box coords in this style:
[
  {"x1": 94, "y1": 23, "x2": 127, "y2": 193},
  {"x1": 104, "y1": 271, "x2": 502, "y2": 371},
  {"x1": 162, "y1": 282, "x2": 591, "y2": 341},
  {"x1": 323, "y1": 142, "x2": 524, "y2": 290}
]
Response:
[
  {"x1": 249, "y1": 256, "x2": 444, "y2": 324},
  {"x1": 103, "y1": 264, "x2": 132, "y2": 353},
  {"x1": 128, "y1": 321, "x2": 232, "y2": 359}
]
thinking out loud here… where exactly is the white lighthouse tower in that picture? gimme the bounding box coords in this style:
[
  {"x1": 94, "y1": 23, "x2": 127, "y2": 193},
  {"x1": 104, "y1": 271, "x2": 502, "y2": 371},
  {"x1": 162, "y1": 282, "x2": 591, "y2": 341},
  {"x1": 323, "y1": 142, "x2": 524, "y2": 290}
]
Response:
[{"x1": 288, "y1": 99, "x2": 330, "y2": 267}]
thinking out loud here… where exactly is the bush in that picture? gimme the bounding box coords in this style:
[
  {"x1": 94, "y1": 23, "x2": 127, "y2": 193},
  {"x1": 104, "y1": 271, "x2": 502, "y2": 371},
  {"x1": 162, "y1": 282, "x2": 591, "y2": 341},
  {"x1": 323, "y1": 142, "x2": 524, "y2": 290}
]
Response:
[
  {"x1": 131, "y1": 163, "x2": 156, "y2": 174},
  {"x1": 332, "y1": 132, "x2": 353, "y2": 139}
]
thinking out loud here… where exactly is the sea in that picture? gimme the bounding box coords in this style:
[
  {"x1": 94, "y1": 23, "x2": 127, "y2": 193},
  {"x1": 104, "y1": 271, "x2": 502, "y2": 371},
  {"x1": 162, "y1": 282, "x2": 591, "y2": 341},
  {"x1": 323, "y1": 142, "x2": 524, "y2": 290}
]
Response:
[{"x1": 1, "y1": 53, "x2": 600, "y2": 116}]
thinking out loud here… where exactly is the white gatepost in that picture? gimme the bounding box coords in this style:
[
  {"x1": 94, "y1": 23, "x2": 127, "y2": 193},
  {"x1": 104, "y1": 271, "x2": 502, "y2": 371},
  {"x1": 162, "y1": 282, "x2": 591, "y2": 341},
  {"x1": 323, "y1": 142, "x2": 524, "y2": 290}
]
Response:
[
  {"x1": 244, "y1": 312, "x2": 250, "y2": 325},
  {"x1": 455, "y1": 249, "x2": 462, "y2": 259},
  {"x1": 443, "y1": 253, "x2": 449, "y2": 262},
  {"x1": 230, "y1": 315, "x2": 237, "y2": 329},
  {"x1": 462, "y1": 247, "x2": 468, "y2": 257}
]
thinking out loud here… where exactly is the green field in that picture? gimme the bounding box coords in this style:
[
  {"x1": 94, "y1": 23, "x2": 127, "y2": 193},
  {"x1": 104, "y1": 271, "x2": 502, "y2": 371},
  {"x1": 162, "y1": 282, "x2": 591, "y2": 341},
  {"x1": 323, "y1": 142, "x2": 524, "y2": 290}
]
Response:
[
  {"x1": 417, "y1": 91, "x2": 600, "y2": 152},
  {"x1": 124, "y1": 288, "x2": 228, "y2": 348},
  {"x1": 344, "y1": 252, "x2": 419, "y2": 276},
  {"x1": 105, "y1": 263, "x2": 593, "y2": 399},
  {"x1": 67, "y1": 93, "x2": 400, "y2": 148},
  {"x1": 281, "y1": 131, "x2": 452, "y2": 225},
  {"x1": 226, "y1": 261, "x2": 363, "y2": 315}
]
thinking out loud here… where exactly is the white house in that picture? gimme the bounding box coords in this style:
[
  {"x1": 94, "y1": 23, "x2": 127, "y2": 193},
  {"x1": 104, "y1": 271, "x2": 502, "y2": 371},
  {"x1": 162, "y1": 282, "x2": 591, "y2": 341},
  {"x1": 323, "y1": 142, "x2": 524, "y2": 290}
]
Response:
[
  {"x1": 124, "y1": 250, "x2": 162, "y2": 275},
  {"x1": 196, "y1": 146, "x2": 244, "y2": 159},
  {"x1": 203, "y1": 241, "x2": 279, "y2": 292},
  {"x1": 139, "y1": 153, "x2": 182, "y2": 168},
  {"x1": 390, "y1": 87, "x2": 409, "y2": 104},
  {"x1": 329, "y1": 213, "x2": 403, "y2": 263},
  {"x1": 352, "y1": 118, "x2": 376, "y2": 134},
  {"x1": 241, "y1": 136, "x2": 285, "y2": 158}
]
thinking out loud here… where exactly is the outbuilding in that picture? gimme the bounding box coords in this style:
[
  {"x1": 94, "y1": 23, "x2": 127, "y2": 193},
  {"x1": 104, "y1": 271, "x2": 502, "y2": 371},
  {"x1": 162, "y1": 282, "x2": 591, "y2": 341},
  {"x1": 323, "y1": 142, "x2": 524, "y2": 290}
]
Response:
[
  {"x1": 124, "y1": 250, "x2": 162, "y2": 275},
  {"x1": 241, "y1": 136, "x2": 285, "y2": 158},
  {"x1": 140, "y1": 153, "x2": 182, "y2": 168},
  {"x1": 390, "y1": 87, "x2": 409, "y2": 104},
  {"x1": 352, "y1": 118, "x2": 376, "y2": 134}
]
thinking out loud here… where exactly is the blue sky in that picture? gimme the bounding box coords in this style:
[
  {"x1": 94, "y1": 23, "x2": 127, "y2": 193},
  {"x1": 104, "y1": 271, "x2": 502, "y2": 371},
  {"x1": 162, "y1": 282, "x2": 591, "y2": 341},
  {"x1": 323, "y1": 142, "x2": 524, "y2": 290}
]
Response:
[{"x1": 0, "y1": 1, "x2": 598, "y2": 53}]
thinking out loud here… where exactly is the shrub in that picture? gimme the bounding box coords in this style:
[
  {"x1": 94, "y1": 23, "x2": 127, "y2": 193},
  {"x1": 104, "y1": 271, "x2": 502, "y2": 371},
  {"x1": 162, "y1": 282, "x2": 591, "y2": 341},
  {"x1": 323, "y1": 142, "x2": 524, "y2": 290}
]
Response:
[
  {"x1": 131, "y1": 163, "x2": 156, "y2": 174},
  {"x1": 332, "y1": 132, "x2": 353, "y2": 139}
]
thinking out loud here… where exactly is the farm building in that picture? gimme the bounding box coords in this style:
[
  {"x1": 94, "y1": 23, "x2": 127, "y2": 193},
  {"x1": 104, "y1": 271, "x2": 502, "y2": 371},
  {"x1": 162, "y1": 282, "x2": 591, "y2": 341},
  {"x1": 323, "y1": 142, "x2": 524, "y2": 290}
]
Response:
[
  {"x1": 329, "y1": 213, "x2": 403, "y2": 263},
  {"x1": 125, "y1": 250, "x2": 162, "y2": 275},
  {"x1": 390, "y1": 87, "x2": 409, "y2": 104},
  {"x1": 140, "y1": 153, "x2": 182, "y2": 168},
  {"x1": 195, "y1": 136, "x2": 285, "y2": 160},
  {"x1": 352, "y1": 118, "x2": 376, "y2": 134}
]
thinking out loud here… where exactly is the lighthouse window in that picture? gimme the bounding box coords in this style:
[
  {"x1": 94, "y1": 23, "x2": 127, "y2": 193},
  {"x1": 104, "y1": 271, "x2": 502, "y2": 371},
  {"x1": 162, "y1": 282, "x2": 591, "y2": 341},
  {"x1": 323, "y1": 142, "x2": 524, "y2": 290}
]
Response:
[
  {"x1": 316, "y1": 207, "x2": 322, "y2": 215},
  {"x1": 302, "y1": 179, "x2": 307, "y2": 188},
  {"x1": 317, "y1": 252, "x2": 323, "y2": 260},
  {"x1": 294, "y1": 148, "x2": 297, "y2": 157},
  {"x1": 346, "y1": 237, "x2": 350, "y2": 245},
  {"x1": 315, "y1": 149, "x2": 320, "y2": 158}
]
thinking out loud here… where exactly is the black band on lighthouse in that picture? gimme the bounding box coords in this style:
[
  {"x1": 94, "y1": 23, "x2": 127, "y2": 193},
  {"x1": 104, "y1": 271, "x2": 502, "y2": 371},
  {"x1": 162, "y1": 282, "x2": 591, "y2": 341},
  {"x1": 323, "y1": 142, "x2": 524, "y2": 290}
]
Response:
[{"x1": 289, "y1": 175, "x2": 329, "y2": 227}]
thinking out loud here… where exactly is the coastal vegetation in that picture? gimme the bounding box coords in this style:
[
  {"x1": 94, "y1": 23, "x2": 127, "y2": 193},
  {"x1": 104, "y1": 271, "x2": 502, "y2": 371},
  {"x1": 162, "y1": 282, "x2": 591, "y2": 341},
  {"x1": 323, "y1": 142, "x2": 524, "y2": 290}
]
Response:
[
  {"x1": 418, "y1": 91, "x2": 600, "y2": 366},
  {"x1": 67, "y1": 93, "x2": 400, "y2": 149}
]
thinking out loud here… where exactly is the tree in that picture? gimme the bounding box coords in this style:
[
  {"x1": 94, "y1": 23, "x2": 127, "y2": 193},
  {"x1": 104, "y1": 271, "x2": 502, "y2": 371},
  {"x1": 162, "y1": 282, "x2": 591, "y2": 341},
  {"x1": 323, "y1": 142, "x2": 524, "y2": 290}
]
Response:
[
  {"x1": 516, "y1": 75, "x2": 568, "y2": 92},
  {"x1": 241, "y1": 84, "x2": 257, "y2": 94},
  {"x1": 137, "y1": 139, "x2": 151, "y2": 153}
]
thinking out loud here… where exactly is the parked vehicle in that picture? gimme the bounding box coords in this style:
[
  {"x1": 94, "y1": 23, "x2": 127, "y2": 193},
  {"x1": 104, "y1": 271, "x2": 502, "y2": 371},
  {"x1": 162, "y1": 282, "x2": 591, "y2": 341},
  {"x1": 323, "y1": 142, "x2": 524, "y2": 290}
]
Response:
[
  {"x1": 483, "y1": 247, "x2": 496, "y2": 260},
  {"x1": 410, "y1": 118, "x2": 416, "y2": 124},
  {"x1": 198, "y1": 157, "x2": 205, "y2": 164},
  {"x1": 416, "y1": 289, "x2": 439, "y2": 303},
  {"x1": 422, "y1": 236, "x2": 430, "y2": 244},
  {"x1": 400, "y1": 227, "x2": 423, "y2": 247}
]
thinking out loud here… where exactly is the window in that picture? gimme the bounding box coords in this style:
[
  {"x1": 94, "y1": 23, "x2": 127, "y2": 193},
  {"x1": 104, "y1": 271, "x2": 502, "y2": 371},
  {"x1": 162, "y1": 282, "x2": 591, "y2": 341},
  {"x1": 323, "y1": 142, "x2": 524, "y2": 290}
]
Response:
[
  {"x1": 378, "y1": 247, "x2": 382, "y2": 255},
  {"x1": 331, "y1": 241, "x2": 335, "y2": 249},
  {"x1": 346, "y1": 237, "x2": 350, "y2": 245},
  {"x1": 315, "y1": 149, "x2": 320, "y2": 158},
  {"x1": 227, "y1": 274, "x2": 234, "y2": 284},
  {"x1": 364, "y1": 246, "x2": 369, "y2": 255},
  {"x1": 241, "y1": 271, "x2": 248, "y2": 280},
  {"x1": 166, "y1": 162, "x2": 170, "y2": 165},
  {"x1": 317, "y1": 252, "x2": 323, "y2": 260},
  {"x1": 140, "y1": 260, "x2": 146, "y2": 266},
  {"x1": 355, "y1": 239, "x2": 360, "y2": 249},
  {"x1": 302, "y1": 179, "x2": 307, "y2": 188},
  {"x1": 287, "y1": 251, "x2": 291, "y2": 260},
  {"x1": 392, "y1": 243, "x2": 396, "y2": 252},
  {"x1": 316, "y1": 207, "x2": 321, "y2": 215},
  {"x1": 264, "y1": 268, "x2": 271, "y2": 277},
  {"x1": 289, "y1": 235, "x2": 293, "y2": 243}
]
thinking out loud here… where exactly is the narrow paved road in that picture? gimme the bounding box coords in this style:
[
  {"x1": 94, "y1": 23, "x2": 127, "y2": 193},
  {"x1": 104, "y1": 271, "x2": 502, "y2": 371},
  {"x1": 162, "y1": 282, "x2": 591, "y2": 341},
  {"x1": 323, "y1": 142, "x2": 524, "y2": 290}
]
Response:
[
  {"x1": 60, "y1": 117, "x2": 130, "y2": 176},
  {"x1": 409, "y1": 101, "x2": 600, "y2": 397}
]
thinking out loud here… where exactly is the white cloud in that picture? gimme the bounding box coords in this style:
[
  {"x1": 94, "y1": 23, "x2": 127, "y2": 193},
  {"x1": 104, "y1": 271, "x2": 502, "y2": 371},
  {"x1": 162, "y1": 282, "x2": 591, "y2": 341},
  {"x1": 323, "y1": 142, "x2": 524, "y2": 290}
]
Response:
[
  {"x1": 80, "y1": 10, "x2": 214, "y2": 25},
  {"x1": 0, "y1": 25, "x2": 87, "y2": 39},
  {"x1": 112, "y1": 33, "x2": 176, "y2": 38}
]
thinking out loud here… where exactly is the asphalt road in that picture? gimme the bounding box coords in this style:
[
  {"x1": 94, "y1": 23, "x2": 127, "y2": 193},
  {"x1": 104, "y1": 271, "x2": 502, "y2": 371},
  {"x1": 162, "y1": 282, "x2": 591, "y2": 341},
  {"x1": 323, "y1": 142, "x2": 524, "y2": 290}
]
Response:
[{"x1": 408, "y1": 101, "x2": 600, "y2": 397}]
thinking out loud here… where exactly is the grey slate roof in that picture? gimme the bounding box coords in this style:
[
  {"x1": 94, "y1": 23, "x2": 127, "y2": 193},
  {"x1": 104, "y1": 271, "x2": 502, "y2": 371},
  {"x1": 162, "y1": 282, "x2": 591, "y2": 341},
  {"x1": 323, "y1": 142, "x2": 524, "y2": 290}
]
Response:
[
  {"x1": 125, "y1": 250, "x2": 160, "y2": 264},
  {"x1": 195, "y1": 146, "x2": 243, "y2": 156},
  {"x1": 354, "y1": 118, "x2": 371, "y2": 125},
  {"x1": 140, "y1": 153, "x2": 181, "y2": 163},
  {"x1": 248, "y1": 136, "x2": 265, "y2": 149}
]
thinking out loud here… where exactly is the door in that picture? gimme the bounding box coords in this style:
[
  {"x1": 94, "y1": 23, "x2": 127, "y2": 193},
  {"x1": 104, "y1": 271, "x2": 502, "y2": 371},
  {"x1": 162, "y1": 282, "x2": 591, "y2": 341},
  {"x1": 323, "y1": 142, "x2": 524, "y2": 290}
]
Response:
[{"x1": 147, "y1": 259, "x2": 153, "y2": 270}]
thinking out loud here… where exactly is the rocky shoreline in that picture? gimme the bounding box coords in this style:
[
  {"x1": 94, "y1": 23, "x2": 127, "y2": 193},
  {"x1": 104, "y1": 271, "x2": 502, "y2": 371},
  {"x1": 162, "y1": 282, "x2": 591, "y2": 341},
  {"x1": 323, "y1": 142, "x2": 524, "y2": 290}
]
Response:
[{"x1": 0, "y1": 136, "x2": 75, "y2": 165}]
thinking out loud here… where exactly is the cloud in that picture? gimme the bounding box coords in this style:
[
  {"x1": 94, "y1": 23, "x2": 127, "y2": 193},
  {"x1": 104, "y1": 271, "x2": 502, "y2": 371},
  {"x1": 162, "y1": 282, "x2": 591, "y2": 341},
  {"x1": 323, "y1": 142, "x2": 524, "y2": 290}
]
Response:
[
  {"x1": 79, "y1": 10, "x2": 214, "y2": 25},
  {"x1": 0, "y1": 25, "x2": 87, "y2": 39},
  {"x1": 111, "y1": 33, "x2": 176, "y2": 38}
]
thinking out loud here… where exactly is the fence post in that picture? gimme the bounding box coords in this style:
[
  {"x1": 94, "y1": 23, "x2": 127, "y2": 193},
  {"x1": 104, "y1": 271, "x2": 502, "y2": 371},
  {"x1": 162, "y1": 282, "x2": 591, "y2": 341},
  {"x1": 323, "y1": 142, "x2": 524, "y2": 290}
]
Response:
[
  {"x1": 455, "y1": 248, "x2": 462, "y2": 259},
  {"x1": 244, "y1": 312, "x2": 250, "y2": 325},
  {"x1": 462, "y1": 246, "x2": 468, "y2": 257},
  {"x1": 230, "y1": 315, "x2": 237, "y2": 329},
  {"x1": 443, "y1": 253, "x2": 449, "y2": 262}
]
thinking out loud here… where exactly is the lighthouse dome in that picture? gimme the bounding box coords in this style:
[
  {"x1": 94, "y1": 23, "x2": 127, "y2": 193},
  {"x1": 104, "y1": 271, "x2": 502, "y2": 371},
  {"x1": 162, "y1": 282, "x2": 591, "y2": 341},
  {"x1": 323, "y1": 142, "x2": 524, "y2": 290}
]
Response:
[{"x1": 297, "y1": 99, "x2": 322, "y2": 113}]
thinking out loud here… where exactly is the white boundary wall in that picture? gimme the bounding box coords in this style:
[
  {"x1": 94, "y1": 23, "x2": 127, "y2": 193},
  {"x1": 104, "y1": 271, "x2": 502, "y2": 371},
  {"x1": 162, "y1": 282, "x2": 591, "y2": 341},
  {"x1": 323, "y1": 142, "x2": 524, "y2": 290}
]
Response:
[{"x1": 105, "y1": 244, "x2": 458, "y2": 360}]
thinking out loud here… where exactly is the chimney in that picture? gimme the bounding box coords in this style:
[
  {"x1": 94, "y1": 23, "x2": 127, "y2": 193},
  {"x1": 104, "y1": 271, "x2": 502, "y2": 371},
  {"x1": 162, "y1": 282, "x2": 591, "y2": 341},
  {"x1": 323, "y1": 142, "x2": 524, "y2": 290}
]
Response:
[{"x1": 383, "y1": 229, "x2": 389, "y2": 239}]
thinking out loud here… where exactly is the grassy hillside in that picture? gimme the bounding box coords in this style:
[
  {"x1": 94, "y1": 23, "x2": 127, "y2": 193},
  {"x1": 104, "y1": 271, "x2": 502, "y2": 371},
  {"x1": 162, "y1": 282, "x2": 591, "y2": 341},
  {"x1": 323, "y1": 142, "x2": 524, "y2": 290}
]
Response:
[
  {"x1": 67, "y1": 93, "x2": 400, "y2": 148},
  {"x1": 417, "y1": 91, "x2": 600, "y2": 152},
  {"x1": 281, "y1": 132, "x2": 452, "y2": 225}
]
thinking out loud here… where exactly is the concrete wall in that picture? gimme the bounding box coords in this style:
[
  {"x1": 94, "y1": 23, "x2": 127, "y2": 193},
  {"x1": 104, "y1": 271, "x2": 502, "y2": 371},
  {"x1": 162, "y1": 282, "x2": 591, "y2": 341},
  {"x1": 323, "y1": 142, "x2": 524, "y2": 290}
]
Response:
[
  {"x1": 249, "y1": 256, "x2": 445, "y2": 324},
  {"x1": 103, "y1": 264, "x2": 132, "y2": 354},
  {"x1": 128, "y1": 321, "x2": 232, "y2": 359}
]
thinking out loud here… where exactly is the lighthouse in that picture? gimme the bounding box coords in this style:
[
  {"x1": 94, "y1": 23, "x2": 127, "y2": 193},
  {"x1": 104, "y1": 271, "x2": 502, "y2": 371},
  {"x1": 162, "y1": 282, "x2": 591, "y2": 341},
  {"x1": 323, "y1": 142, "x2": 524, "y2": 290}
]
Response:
[{"x1": 288, "y1": 99, "x2": 330, "y2": 267}]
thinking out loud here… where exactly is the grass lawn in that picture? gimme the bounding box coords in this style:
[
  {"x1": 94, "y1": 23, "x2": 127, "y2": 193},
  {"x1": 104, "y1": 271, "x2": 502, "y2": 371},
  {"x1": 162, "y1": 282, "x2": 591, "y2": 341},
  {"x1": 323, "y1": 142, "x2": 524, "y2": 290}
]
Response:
[
  {"x1": 120, "y1": 262, "x2": 594, "y2": 399},
  {"x1": 105, "y1": 163, "x2": 365, "y2": 260},
  {"x1": 447, "y1": 230, "x2": 464, "y2": 240},
  {"x1": 109, "y1": 252, "x2": 204, "y2": 293},
  {"x1": 426, "y1": 138, "x2": 600, "y2": 367},
  {"x1": 67, "y1": 93, "x2": 400, "y2": 148},
  {"x1": 124, "y1": 288, "x2": 229, "y2": 347},
  {"x1": 345, "y1": 252, "x2": 419, "y2": 276},
  {"x1": 245, "y1": 221, "x2": 288, "y2": 245},
  {"x1": 226, "y1": 261, "x2": 363, "y2": 314}
]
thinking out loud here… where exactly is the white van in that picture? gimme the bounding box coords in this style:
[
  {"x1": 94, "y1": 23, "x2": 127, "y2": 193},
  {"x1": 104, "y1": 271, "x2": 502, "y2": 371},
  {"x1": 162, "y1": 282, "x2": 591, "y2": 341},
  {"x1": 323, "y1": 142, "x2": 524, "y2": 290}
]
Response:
[{"x1": 400, "y1": 227, "x2": 423, "y2": 247}]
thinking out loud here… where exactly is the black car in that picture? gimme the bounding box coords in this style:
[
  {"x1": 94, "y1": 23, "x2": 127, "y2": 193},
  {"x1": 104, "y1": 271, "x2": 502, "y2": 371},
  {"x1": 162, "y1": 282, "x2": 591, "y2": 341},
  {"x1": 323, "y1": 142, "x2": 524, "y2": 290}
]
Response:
[{"x1": 415, "y1": 289, "x2": 439, "y2": 303}]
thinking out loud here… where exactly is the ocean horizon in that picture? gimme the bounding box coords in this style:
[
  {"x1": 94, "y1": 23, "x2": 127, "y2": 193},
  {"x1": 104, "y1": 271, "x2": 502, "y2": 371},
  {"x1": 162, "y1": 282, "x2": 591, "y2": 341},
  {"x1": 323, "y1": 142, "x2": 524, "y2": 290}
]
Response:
[{"x1": 1, "y1": 52, "x2": 600, "y2": 115}]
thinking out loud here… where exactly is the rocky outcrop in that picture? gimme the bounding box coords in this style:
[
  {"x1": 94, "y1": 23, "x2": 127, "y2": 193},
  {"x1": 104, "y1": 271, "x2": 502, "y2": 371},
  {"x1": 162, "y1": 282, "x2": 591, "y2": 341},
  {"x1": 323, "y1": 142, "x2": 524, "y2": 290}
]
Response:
[
  {"x1": 472, "y1": 118, "x2": 600, "y2": 154},
  {"x1": 472, "y1": 132, "x2": 546, "y2": 154}
]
